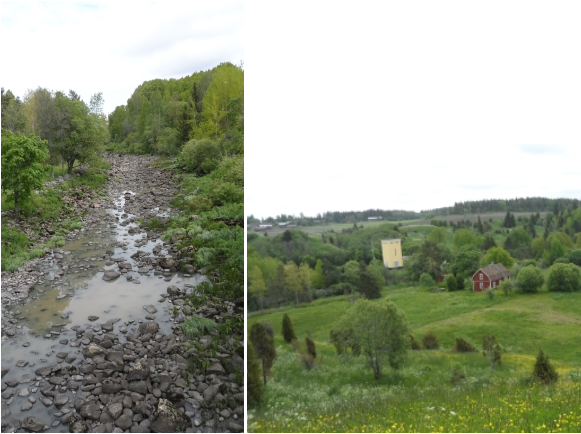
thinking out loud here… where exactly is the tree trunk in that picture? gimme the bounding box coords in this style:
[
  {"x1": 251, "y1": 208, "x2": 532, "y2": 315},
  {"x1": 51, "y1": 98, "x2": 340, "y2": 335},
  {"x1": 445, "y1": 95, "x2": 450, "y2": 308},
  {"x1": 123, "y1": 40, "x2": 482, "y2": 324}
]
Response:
[
  {"x1": 262, "y1": 359, "x2": 267, "y2": 386},
  {"x1": 67, "y1": 159, "x2": 74, "y2": 175}
]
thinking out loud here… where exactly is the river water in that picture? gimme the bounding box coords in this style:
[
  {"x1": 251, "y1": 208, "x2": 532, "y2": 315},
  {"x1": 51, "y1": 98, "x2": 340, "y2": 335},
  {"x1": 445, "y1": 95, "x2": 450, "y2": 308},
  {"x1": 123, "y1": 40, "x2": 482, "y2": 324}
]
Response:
[{"x1": 1, "y1": 184, "x2": 209, "y2": 432}]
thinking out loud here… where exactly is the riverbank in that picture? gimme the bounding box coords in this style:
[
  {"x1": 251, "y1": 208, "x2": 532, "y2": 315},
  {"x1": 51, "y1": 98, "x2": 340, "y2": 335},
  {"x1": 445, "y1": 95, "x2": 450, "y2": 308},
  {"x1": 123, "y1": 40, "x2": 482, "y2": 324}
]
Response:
[{"x1": 1, "y1": 154, "x2": 244, "y2": 433}]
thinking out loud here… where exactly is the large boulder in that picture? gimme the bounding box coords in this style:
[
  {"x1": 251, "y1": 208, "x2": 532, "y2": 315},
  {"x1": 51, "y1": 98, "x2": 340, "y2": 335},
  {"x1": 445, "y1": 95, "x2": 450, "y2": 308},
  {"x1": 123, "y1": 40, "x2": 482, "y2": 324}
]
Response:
[
  {"x1": 138, "y1": 321, "x2": 159, "y2": 336},
  {"x1": 127, "y1": 361, "x2": 150, "y2": 381},
  {"x1": 158, "y1": 257, "x2": 178, "y2": 269},
  {"x1": 81, "y1": 344, "x2": 106, "y2": 359},
  {"x1": 150, "y1": 398, "x2": 190, "y2": 433}
]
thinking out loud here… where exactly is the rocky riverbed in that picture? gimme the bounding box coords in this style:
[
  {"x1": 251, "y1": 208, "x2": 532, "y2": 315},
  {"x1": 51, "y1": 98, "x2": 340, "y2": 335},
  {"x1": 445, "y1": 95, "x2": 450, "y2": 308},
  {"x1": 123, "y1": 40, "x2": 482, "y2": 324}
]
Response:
[{"x1": 1, "y1": 154, "x2": 244, "y2": 433}]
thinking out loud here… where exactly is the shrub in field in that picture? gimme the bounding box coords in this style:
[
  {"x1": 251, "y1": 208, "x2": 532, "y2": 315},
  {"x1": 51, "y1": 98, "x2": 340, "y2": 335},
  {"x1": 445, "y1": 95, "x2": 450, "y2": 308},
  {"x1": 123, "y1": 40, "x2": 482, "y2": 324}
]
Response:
[
  {"x1": 449, "y1": 365, "x2": 466, "y2": 384},
  {"x1": 482, "y1": 334, "x2": 502, "y2": 369},
  {"x1": 250, "y1": 322, "x2": 277, "y2": 385},
  {"x1": 306, "y1": 336, "x2": 316, "y2": 358},
  {"x1": 516, "y1": 265, "x2": 544, "y2": 293},
  {"x1": 533, "y1": 349, "x2": 559, "y2": 384},
  {"x1": 485, "y1": 288, "x2": 495, "y2": 301},
  {"x1": 247, "y1": 343, "x2": 264, "y2": 407},
  {"x1": 547, "y1": 263, "x2": 581, "y2": 292},
  {"x1": 499, "y1": 279, "x2": 514, "y2": 296},
  {"x1": 419, "y1": 273, "x2": 436, "y2": 288},
  {"x1": 180, "y1": 138, "x2": 221, "y2": 175},
  {"x1": 453, "y1": 337, "x2": 476, "y2": 353},
  {"x1": 282, "y1": 313, "x2": 297, "y2": 343},
  {"x1": 422, "y1": 332, "x2": 439, "y2": 350},
  {"x1": 408, "y1": 334, "x2": 422, "y2": 350},
  {"x1": 456, "y1": 274, "x2": 465, "y2": 290},
  {"x1": 445, "y1": 274, "x2": 457, "y2": 291}
]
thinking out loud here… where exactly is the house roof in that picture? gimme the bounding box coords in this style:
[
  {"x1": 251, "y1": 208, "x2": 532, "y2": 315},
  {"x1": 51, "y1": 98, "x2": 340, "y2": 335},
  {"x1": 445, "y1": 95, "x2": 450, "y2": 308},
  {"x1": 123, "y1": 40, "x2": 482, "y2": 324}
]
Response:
[{"x1": 473, "y1": 263, "x2": 510, "y2": 281}]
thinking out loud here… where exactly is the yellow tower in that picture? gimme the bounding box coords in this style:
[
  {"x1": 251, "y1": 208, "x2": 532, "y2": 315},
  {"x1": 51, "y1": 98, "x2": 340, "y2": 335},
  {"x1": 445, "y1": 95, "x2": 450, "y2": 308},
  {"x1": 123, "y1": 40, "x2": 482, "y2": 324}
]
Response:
[{"x1": 381, "y1": 238, "x2": 403, "y2": 268}]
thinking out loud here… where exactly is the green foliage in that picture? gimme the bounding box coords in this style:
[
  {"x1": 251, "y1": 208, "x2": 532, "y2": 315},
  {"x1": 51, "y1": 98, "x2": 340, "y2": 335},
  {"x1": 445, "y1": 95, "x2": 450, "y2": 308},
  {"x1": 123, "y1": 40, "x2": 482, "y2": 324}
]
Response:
[
  {"x1": 547, "y1": 263, "x2": 581, "y2": 292},
  {"x1": 250, "y1": 322, "x2": 277, "y2": 385},
  {"x1": 306, "y1": 336, "x2": 317, "y2": 358},
  {"x1": 282, "y1": 313, "x2": 297, "y2": 343},
  {"x1": 516, "y1": 265, "x2": 544, "y2": 293},
  {"x1": 427, "y1": 226, "x2": 447, "y2": 244},
  {"x1": 453, "y1": 337, "x2": 476, "y2": 353},
  {"x1": 456, "y1": 274, "x2": 465, "y2": 290},
  {"x1": 1, "y1": 130, "x2": 49, "y2": 218},
  {"x1": 358, "y1": 265, "x2": 382, "y2": 299},
  {"x1": 180, "y1": 138, "x2": 222, "y2": 174},
  {"x1": 445, "y1": 274, "x2": 457, "y2": 292},
  {"x1": 449, "y1": 365, "x2": 467, "y2": 384},
  {"x1": 484, "y1": 246, "x2": 515, "y2": 268},
  {"x1": 453, "y1": 228, "x2": 481, "y2": 251},
  {"x1": 533, "y1": 349, "x2": 559, "y2": 384},
  {"x1": 1, "y1": 225, "x2": 29, "y2": 271},
  {"x1": 408, "y1": 334, "x2": 422, "y2": 350},
  {"x1": 329, "y1": 328, "x2": 360, "y2": 356},
  {"x1": 247, "y1": 343, "x2": 265, "y2": 407},
  {"x1": 181, "y1": 316, "x2": 218, "y2": 340},
  {"x1": 498, "y1": 279, "x2": 514, "y2": 296},
  {"x1": 453, "y1": 245, "x2": 482, "y2": 278},
  {"x1": 482, "y1": 334, "x2": 502, "y2": 369},
  {"x1": 341, "y1": 299, "x2": 409, "y2": 379},
  {"x1": 422, "y1": 331, "x2": 439, "y2": 350},
  {"x1": 419, "y1": 273, "x2": 436, "y2": 288}
]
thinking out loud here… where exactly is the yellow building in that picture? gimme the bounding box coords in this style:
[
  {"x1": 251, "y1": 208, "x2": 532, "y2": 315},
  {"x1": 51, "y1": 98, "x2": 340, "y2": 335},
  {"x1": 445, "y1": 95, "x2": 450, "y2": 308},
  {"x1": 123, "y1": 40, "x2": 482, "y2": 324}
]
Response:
[{"x1": 381, "y1": 238, "x2": 403, "y2": 268}]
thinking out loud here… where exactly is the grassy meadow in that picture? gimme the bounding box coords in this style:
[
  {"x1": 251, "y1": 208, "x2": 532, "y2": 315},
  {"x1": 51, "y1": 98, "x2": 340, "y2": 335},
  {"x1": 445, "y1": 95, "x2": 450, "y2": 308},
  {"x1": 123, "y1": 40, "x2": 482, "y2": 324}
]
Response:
[{"x1": 248, "y1": 286, "x2": 581, "y2": 432}]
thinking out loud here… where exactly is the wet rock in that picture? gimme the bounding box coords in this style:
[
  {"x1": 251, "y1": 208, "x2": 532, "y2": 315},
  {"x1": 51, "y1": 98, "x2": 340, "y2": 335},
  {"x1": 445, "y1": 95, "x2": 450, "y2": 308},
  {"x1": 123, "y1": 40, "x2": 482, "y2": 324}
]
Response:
[
  {"x1": 21, "y1": 416, "x2": 46, "y2": 432},
  {"x1": 21, "y1": 401, "x2": 33, "y2": 411},
  {"x1": 102, "y1": 270, "x2": 121, "y2": 282},
  {"x1": 143, "y1": 305, "x2": 157, "y2": 314},
  {"x1": 102, "y1": 380, "x2": 122, "y2": 394},
  {"x1": 82, "y1": 344, "x2": 106, "y2": 359},
  {"x1": 206, "y1": 362, "x2": 226, "y2": 376},
  {"x1": 88, "y1": 315, "x2": 99, "y2": 322},
  {"x1": 149, "y1": 398, "x2": 190, "y2": 433},
  {"x1": 4, "y1": 377, "x2": 19, "y2": 387},
  {"x1": 158, "y1": 257, "x2": 178, "y2": 269},
  {"x1": 53, "y1": 394, "x2": 69, "y2": 408},
  {"x1": 127, "y1": 362, "x2": 150, "y2": 381},
  {"x1": 16, "y1": 360, "x2": 29, "y2": 368},
  {"x1": 128, "y1": 381, "x2": 148, "y2": 395},
  {"x1": 19, "y1": 387, "x2": 30, "y2": 397},
  {"x1": 115, "y1": 414, "x2": 133, "y2": 430},
  {"x1": 138, "y1": 322, "x2": 159, "y2": 335},
  {"x1": 107, "y1": 401, "x2": 124, "y2": 419}
]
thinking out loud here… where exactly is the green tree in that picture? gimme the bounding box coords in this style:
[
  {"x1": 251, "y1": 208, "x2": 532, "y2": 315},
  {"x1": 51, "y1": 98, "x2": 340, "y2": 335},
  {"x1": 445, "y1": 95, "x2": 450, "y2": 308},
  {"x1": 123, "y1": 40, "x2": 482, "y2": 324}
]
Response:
[
  {"x1": 409, "y1": 241, "x2": 451, "y2": 281},
  {"x1": 1, "y1": 131, "x2": 49, "y2": 219},
  {"x1": 547, "y1": 263, "x2": 581, "y2": 293},
  {"x1": 516, "y1": 265, "x2": 544, "y2": 293},
  {"x1": 249, "y1": 322, "x2": 277, "y2": 385},
  {"x1": 427, "y1": 226, "x2": 447, "y2": 244},
  {"x1": 282, "y1": 313, "x2": 297, "y2": 343},
  {"x1": 532, "y1": 349, "x2": 559, "y2": 384},
  {"x1": 484, "y1": 247, "x2": 515, "y2": 268},
  {"x1": 342, "y1": 260, "x2": 361, "y2": 287},
  {"x1": 531, "y1": 237, "x2": 546, "y2": 259},
  {"x1": 419, "y1": 273, "x2": 436, "y2": 288},
  {"x1": 247, "y1": 343, "x2": 265, "y2": 406},
  {"x1": 453, "y1": 229, "x2": 480, "y2": 251},
  {"x1": 284, "y1": 261, "x2": 303, "y2": 305},
  {"x1": 453, "y1": 245, "x2": 482, "y2": 278},
  {"x1": 248, "y1": 266, "x2": 267, "y2": 311},
  {"x1": 341, "y1": 299, "x2": 409, "y2": 379},
  {"x1": 312, "y1": 259, "x2": 326, "y2": 289},
  {"x1": 358, "y1": 264, "x2": 382, "y2": 299},
  {"x1": 298, "y1": 262, "x2": 313, "y2": 301},
  {"x1": 1, "y1": 88, "x2": 27, "y2": 132},
  {"x1": 445, "y1": 274, "x2": 458, "y2": 291},
  {"x1": 482, "y1": 334, "x2": 502, "y2": 370}
]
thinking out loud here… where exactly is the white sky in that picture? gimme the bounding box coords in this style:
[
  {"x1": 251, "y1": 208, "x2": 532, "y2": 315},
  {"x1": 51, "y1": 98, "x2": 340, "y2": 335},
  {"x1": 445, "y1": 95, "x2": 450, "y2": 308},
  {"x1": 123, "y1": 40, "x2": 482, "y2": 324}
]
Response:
[
  {"x1": 246, "y1": 1, "x2": 581, "y2": 220},
  {"x1": 1, "y1": 1, "x2": 244, "y2": 115}
]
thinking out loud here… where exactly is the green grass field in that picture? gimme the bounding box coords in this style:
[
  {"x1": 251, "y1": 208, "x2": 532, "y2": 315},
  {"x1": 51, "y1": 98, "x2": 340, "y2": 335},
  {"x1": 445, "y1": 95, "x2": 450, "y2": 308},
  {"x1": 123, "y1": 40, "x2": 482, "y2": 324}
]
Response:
[{"x1": 248, "y1": 286, "x2": 581, "y2": 432}]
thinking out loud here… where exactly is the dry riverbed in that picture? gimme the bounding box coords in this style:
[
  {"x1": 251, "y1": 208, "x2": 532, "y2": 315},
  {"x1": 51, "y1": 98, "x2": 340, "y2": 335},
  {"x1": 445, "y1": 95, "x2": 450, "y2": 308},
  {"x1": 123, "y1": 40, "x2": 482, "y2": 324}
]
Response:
[{"x1": 1, "y1": 154, "x2": 244, "y2": 433}]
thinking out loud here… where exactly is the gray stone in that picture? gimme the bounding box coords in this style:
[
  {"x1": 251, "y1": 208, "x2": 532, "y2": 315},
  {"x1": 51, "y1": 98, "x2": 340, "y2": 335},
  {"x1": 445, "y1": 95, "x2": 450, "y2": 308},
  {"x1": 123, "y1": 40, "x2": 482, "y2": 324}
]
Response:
[
  {"x1": 143, "y1": 304, "x2": 157, "y2": 314},
  {"x1": 138, "y1": 322, "x2": 159, "y2": 335},
  {"x1": 48, "y1": 376, "x2": 64, "y2": 385},
  {"x1": 21, "y1": 416, "x2": 47, "y2": 432},
  {"x1": 149, "y1": 398, "x2": 190, "y2": 433},
  {"x1": 127, "y1": 362, "x2": 150, "y2": 381},
  {"x1": 107, "y1": 401, "x2": 124, "y2": 419},
  {"x1": 54, "y1": 394, "x2": 69, "y2": 407},
  {"x1": 115, "y1": 414, "x2": 133, "y2": 430},
  {"x1": 158, "y1": 257, "x2": 178, "y2": 269},
  {"x1": 207, "y1": 362, "x2": 226, "y2": 376},
  {"x1": 102, "y1": 380, "x2": 122, "y2": 394},
  {"x1": 68, "y1": 415, "x2": 89, "y2": 433},
  {"x1": 19, "y1": 387, "x2": 30, "y2": 397},
  {"x1": 128, "y1": 380, "x2": 148, "y2": 395},
  {"x1": 82, "y1": 344, "x2": 106, "y2": 358},
  {"x1": 4, "y1": 377, "x2": 19, "y2": 387},
  {"x1": 56, "y1": 352, "x2": 68, "y2": 359},
  {"x1": 102, "y1": 270, "x2": 121, "y2": 282},
  {"x1": 21, "y1": 401, "x2": 33, "y2": 411},
  {"x1": 88, "y1": 315, "x2": 99, "y2": 322},
  {"x1": 80, "y1": 402, "x2": 101, "y2": 420},
  {"x1": 16, "y1": 360, "x2": 29, "y2": 367}
]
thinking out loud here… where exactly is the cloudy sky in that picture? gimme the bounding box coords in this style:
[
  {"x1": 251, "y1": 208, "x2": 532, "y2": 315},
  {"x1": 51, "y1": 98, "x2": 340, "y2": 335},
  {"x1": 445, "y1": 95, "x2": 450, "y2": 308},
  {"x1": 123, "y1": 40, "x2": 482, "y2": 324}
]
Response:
[
  {"x1": 1, "y1": 1, "x2": 243, "y2": 115},
  {"x1": 246, "y1": 1, "x2": 581, "y2": 220}
]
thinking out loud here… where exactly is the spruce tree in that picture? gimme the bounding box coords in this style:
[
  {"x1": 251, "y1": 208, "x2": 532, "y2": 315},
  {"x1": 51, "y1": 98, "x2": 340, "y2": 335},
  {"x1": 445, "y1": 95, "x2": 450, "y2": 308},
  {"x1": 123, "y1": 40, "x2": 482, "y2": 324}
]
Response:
[
  {"x1": 306, "y1": 336, "x2": 316, "y2": 358},
  {"x1": 282, "y1": 313, "x2": 297, "y2": 343},
  {"x1": 250, "y1": 322, "x2": 277, "y2": 385},
  {"x1": 247, "y1": 343, "x2": 265, "y2": 406},
  {"x1": 533, "y1": 349, "x2": 559, "y2": 384}
]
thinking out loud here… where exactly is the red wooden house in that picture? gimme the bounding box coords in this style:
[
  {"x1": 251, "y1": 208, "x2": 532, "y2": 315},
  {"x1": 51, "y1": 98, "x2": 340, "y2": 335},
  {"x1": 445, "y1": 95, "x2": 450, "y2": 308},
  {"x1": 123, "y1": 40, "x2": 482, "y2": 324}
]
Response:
[{"x1": 472, "y1": 263, "x2": 510, "y2": 292}]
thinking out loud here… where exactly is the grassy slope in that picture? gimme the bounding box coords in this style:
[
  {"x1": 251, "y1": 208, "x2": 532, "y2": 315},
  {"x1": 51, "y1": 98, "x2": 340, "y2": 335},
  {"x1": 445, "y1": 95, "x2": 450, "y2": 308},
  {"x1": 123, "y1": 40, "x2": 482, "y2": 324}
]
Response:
[{"x1": 248, "y1": 287, "x2": 581, "y2": 432}]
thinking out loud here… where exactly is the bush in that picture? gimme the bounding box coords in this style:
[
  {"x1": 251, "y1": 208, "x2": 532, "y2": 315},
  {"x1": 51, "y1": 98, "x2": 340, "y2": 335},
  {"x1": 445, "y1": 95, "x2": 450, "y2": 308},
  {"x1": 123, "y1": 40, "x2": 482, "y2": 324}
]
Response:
[
  {"x1": 409, "y1": 334, "x2": 422, "y2": 350},
  {"x1": 330, "y1": 328, "x2": 360, "y2": 356},
  {"x1": 445, "y1": 274, "x2": 457, "y2": 291},
  {"x1": 547, "y1": 263, "x2": 581, "y2": 292},
  {"x1": 422, "y1": 332, "x2": 439, "y2": 350},
  {"x1": 247, "y1": 343, "x2": 264, "y2": 407},
  {"x1": 516, "y1": 265, "x2": 545, "y2": 293},
  {"x1": 533, "y1": 349, "x2": 559, "y2": 384},
  {"x1": 180, "y1": 138, "x2": 222, "y2": 174},
  {"x1": 419, "y1": 273, "x2": 435, "y2": 288},
  {"x1": 449, "y1": 365, "x2": 466, "y2": 384},
  {"x1": 456, "y1": 274, "x2": 465, "y2": 290},
  {"x1": 306, "y1": 336, "x2": 317, "y2": 358},
  {"x1": 453, "y1": 337, "x2": 476, "y2": 353},
  {"x1": 282, "y1": 313, "x2": 297, "y2": 343}
]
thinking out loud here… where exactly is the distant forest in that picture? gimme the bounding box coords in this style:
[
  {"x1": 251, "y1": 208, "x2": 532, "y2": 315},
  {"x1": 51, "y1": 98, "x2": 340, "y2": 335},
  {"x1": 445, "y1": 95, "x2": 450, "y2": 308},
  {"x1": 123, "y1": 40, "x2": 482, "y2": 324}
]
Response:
[{"x1": 248, "y1": 197, "x2": 580, "y2": 226}]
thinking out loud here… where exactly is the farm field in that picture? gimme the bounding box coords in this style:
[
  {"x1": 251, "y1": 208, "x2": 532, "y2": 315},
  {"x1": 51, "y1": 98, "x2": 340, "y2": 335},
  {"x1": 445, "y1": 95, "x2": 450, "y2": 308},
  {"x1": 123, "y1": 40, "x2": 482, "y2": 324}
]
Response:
[{"x1": 247, "y1": 286, "x2": 581, "y2": 433}]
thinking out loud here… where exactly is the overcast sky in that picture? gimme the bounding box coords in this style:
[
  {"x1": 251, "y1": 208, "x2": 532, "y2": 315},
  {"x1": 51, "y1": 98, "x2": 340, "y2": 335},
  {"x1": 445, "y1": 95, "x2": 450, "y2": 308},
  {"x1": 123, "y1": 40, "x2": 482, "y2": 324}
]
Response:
[
  {"x1": 1, "y1": 1, "x2": 243, "y2": 115},
  {"x1": 246, "y1": 1, "x2": 581, "y2": 220}
]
